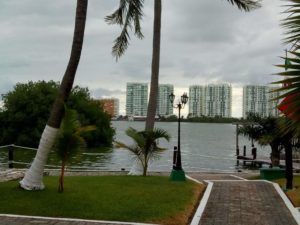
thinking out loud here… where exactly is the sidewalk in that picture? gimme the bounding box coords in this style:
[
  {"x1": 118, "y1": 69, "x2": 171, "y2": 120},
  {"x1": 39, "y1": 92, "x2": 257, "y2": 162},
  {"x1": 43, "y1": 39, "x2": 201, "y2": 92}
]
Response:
[{"x1": 187, "y1": 174, "x2": 300, "y2": 225}]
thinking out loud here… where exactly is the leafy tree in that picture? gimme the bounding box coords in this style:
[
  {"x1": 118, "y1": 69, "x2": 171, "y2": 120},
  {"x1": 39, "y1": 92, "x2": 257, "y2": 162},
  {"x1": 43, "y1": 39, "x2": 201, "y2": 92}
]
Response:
[
  {"x1": 53, "y1": 107, "x2": 95, "y2": 192},
  {"x1": 0, "y1": 81, "x2": 115, "y2": 148},
  {"x1": 115, "y1": 127, "x2": 170, "y2": 176}
]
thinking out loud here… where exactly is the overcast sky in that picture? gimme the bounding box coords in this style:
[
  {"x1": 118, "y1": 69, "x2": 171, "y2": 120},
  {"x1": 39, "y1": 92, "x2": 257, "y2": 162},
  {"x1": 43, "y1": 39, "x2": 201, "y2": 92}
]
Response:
[{"x1": 0, "y1": 0, "x2": 288, "y2": 117}]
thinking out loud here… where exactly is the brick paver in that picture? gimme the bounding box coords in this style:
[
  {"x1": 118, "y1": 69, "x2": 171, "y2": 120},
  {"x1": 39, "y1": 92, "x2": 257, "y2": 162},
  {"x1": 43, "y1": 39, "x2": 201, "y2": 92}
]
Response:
[{"x1": 198, "y1": 181, "x2": 298, "y2": 225}]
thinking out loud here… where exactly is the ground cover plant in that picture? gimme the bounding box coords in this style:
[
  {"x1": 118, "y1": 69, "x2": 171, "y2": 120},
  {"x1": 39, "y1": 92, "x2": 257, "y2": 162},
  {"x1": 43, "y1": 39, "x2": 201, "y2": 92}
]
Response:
[
  {"x1": 274, "y1": 175, "x2": 300, "y2": 207},
  {"x1": 0, "y1": 176, "x2": 204, "y2": 225}
]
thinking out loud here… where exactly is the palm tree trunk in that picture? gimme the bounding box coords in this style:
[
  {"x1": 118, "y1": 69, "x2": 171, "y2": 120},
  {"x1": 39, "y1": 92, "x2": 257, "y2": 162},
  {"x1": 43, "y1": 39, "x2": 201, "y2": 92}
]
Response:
[
  {"x1": 284, "y1": 140, "x2": 293, "y2": 189},
  {"x1": 58, "y1": 160, "x2": 66, "y2": 193},
  {"x1": 145, "y1": 0, "x2": 162, "y2": 131},
  {"x1": 20, "y1": 0, "x2": 88, "y2": 190},
  {"x1": 129, "y1": 0, "x2": 161, "y2": 175}
]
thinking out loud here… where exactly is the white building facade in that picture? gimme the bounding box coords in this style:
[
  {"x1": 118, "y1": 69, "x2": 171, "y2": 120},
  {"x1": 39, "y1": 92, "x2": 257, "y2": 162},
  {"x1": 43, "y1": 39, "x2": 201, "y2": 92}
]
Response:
[
  {"x1": 157, "y1": 84, "x2": 174, "y2": 116},
  {"x1": 188, "y1": 84, "x2": 232, "y2": 118},
  {"x1": 189, "y1": 85, "x2": 206, "y2": 117},
  {"x1": 205, "y1": 84, "x2": 232, "y2": 118},
  {"x1": 243, "y1": 85, "x2": 281, "y2": 118},
  {"x1": 126, "y1": 83, "x2": 148, "y2": 116}
]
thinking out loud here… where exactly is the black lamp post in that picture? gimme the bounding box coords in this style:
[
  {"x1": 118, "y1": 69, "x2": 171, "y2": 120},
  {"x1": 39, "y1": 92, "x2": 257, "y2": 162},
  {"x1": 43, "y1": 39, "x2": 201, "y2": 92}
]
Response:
[{"x1": 169, "y1": 92, "x2": 188, "y2": 181}]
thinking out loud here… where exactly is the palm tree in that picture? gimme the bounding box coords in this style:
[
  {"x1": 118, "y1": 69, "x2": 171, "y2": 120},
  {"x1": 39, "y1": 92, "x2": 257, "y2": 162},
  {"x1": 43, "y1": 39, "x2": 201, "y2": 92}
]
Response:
[
  {"x1": 108, "y1": 0, "x2": 261, "y2": 131},
  {"x1": 274, "y1": 1, "x2": 300, "y2": 128},
  {"x1": 273, "y1": 0, "x2": 300, "y2": 188},
  {"x1": 20, "y1": 0, "x2": 144, "y2": 190},
  {"x1": 115, "y1": 127, "x2": 170, "y2": 176},
  {"x1": 108, "y1": 0, "x2": 261, "y2": 174},
  {"x1": 239, "y1": 113, "x2": 282, "y2": 167},
  {"x1": 20, "y1": 0, "x2": 88, "y2": 190},
  {"x1": 53, "y1": 107, "x2": 95, "y2": 192}
]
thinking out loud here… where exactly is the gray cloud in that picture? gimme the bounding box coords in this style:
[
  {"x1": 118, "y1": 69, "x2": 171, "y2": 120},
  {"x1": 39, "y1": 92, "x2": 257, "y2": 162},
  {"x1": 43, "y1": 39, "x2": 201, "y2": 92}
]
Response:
[{"x1": 0, "y1": 0, "x2": 288, "y2": 117}]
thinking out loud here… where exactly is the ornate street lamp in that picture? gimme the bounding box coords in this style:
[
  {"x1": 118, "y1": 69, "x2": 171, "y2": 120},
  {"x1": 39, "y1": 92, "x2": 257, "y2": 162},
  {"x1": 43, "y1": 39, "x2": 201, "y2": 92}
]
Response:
[{"x1": 169, "y1": 92, "x2": 188, "y2": 181}]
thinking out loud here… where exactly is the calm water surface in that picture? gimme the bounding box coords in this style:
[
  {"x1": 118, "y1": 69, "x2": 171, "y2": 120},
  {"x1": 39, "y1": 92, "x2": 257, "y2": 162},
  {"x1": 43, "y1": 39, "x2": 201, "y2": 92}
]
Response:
[{"x1": 0, "y1": 121, "x2": 271, "y2": 172}]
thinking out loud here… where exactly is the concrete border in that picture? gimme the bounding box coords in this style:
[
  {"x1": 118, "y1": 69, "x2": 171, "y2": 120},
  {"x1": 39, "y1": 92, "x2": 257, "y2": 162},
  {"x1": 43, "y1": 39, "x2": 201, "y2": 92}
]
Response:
[
  {"x1": 0, "y1": 214, "x2": 159, "y2": 225},
  {"x1": 189, "y1": 181, "x2": 213, "y2": 225},
  {"x1": 272, "y1": 183, "x2": 300, "y2": 225},
  {"x1": 186, "y1": 175, "x2": 203, "y2": 184}
]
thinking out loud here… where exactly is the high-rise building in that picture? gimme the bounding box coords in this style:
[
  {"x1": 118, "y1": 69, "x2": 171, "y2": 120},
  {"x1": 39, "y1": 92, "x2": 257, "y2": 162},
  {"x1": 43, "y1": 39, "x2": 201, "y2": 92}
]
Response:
[
  {"x1": 242, "y1": 85, "x2": 281, "y2": 118},
  {"x1": 188, "y1": 84, "x2": 232, "y2": 118},
  {"x1": 205, "y1": 84, "x2": 232, "y2": 118},
  {"x1": 189, "y1": 85, "x2": 205, "y2": 117},
  {"x1": 156, "y1": 84, "x2": 174, "y2": 116},
  {"x1": 126, "y1": 83, "x2": 148, "y2": 116},
  {"x1": 100, "y1": 98, "x2": 119, "y2": 117}
]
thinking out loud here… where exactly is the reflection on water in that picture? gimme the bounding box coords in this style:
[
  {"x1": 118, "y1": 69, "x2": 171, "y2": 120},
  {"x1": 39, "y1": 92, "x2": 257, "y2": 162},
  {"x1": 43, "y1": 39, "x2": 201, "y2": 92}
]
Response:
[{"x1": 0, "y1": 121, "x2": 271, "y2": 172}]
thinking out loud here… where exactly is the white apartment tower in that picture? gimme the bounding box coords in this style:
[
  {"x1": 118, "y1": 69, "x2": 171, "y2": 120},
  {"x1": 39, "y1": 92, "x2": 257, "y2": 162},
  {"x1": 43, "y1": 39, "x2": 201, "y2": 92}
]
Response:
[
  {"x1": 126, "y1": 83, "x2": 148, "y2": 116},
  {"x1": 189, "y1": 85, "x2": 206, "y2": 117},
  {"x1": 205, "y1": 84, "x2": 232, "y2": 117},
  {"x1": 243, "y1": 85, "x2": 269, "y2": 118},
  {"x1": 157, "y1": 84, "x2": 174, "y2": 116}
]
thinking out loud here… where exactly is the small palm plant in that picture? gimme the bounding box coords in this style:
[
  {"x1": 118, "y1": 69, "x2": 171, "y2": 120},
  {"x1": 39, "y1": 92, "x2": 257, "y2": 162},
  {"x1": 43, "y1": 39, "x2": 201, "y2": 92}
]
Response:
[
  {"x1": 53, "y1": 106, "x2": 95, "y2": 192},
  {"x1": 115, "y1": 127, "x2": 170, "y2": 176}
]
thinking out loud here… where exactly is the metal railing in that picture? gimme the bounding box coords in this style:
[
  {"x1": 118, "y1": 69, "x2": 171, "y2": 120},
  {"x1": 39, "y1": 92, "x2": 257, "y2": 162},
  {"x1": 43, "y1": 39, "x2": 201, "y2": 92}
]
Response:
[{"x1": 0, "y1": 144, "x2": 114, "y2": 171}]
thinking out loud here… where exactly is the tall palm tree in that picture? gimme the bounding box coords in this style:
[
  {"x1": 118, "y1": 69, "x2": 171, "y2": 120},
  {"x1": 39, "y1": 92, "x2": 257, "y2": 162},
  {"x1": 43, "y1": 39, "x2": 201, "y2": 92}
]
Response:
[
  {"x1": 108, "y1": 0, "x2": 260, "y2": 174},
  {"x1": 115, "y1": 127, "x2": 170, "y2": 176},
  {"x1": 20, "y1": 0, "x2": 88, "y2": 190},
  {"x1": 20, "y1": 0, "x2": 144, "y2": 190},
  {"x1": 108, "y1": 0, "x2": 261, "y2": 131}
]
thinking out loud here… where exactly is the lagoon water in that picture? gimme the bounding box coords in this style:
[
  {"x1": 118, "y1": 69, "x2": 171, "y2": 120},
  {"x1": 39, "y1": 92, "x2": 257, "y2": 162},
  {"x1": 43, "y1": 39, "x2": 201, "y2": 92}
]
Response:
[{"x1": 0, "y1": 121, "x2": 271, "y2": 172}]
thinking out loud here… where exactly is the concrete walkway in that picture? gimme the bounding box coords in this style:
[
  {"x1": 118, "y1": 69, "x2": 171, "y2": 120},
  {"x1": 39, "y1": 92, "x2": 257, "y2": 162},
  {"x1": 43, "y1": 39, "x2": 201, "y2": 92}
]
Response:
[
  {"x1": 188, "y1": 172, "x2": 300, "y2": 225},
  {"x1": 0, "y1": 170, "x2": 299, "y2": 225}
]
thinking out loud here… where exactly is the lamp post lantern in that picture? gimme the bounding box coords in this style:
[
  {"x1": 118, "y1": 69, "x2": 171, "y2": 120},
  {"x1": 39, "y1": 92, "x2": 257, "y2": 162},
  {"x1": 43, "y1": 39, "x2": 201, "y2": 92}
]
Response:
[{"x1": 169, "y1": 92, "x2": 188, "y2": 181}]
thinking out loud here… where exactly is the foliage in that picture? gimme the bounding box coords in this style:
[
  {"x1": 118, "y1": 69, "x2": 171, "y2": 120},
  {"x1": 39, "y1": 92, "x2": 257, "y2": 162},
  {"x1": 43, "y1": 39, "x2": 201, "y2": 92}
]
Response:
[
  {"x1": 186, "y1": 115, "x2": 240, "y2": 123},
  {"x1": 238, "y1": 113, "x2": 282, "y2": 166},
  {"x1": 0, "y1": 81, "x2": 115, "y2": 148},
  {"x1": 0, "y1": 176, "x2": 202, "y2": 224},
  {"x1": 115, "y1": 127, "x2": 170, "y2": 176},
  {"x1": 227, "y1": 0, "x2": 261, "y2": 12},
  {"x1": 105, "y1": 0, "x2": 144, "y2": 60},
  {"x1": 273, "y1": 0, "x2": 300, "y2": 132},
  {"x1": 53, "y1": 107, "x2": 95, "y2": 192}
]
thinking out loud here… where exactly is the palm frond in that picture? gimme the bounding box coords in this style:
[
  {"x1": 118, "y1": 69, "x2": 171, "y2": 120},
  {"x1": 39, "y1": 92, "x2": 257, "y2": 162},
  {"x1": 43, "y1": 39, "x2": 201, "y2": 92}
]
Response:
[
  {"x1": 226, "y1": 0, "x2": 261, "y2": 12},
  {"x1": 281, "y1": 0, "x2": 300, "y2": 47},
  {"x1": 53, "y1": 106, "x2": 95, "y2": 162},
  {"x1": 106, "y1": 0, "x2": 144, "y2": 60},
  {"x1": 115, "y1": 127, "x2": 170, "y2": 175}
]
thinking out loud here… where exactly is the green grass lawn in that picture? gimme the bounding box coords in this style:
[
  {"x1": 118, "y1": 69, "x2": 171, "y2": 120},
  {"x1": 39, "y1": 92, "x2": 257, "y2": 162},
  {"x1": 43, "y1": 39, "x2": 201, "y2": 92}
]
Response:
[
  {"x1": 274, "y1": 175, "x2": 300, "y2": 207},
  {"x1": 0, "y1": 176, "x2": 204, "y2": 224}
]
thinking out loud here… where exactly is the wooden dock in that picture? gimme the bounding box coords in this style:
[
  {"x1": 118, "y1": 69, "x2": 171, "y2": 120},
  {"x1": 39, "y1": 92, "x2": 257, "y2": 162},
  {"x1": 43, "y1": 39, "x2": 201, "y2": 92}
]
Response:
[
  {"x1": 236, "y1": 155, "x2": 300, "y2": 172},
  {"x1": 237, "y1": 155, "x2": 272, "y2": 168}
]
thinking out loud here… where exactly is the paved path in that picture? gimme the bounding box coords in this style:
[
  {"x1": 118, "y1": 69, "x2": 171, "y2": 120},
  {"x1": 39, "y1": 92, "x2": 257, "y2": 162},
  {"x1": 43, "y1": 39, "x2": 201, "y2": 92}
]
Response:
[{"x1": 196, "y1": 181, "x2": 298, "y2": 225}]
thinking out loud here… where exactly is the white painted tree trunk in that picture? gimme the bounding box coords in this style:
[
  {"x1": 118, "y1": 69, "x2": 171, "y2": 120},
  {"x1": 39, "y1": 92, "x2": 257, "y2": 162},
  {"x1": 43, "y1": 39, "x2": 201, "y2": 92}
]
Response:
[
  {"x1": 19, "y1": 125, "x2": 59, "y2": 190},
  {"x1": 128, "y1": 159, "x2": 144, "y2": 175}
]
